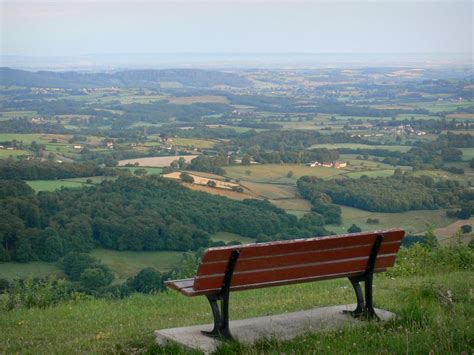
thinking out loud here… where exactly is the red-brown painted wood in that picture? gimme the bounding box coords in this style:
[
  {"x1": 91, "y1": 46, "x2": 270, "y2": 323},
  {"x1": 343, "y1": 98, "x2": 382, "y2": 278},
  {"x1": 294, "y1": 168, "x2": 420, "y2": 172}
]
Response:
[
  {"x1": 196, "y1": 241, "x2": 401, "y2": 276},
  {"x1": 200, "y1": 230, "x2": 404, "y2": 263},
  {"x1": 194, "y1": 254, "x2": 396, "y2": 291}
]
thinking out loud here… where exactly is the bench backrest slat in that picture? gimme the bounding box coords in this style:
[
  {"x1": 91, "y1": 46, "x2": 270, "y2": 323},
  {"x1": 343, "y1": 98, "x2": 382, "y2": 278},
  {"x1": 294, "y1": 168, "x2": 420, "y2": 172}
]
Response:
[{"x1": 193, "y1": 229, "x2": 404, "y2": 293}]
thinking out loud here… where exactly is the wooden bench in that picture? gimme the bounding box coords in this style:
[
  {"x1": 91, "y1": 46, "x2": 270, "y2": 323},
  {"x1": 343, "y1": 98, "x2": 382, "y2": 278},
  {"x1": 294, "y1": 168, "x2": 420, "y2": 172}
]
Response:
[{"x1": 166, "y1": 229, "x2": 405, "y2": 340}]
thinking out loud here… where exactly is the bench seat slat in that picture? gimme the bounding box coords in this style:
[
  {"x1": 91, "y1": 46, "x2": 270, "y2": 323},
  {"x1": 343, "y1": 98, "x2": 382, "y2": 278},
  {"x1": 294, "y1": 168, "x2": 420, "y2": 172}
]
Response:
[
  {"x1": 171, "y1": 268, "x2": 389, "y2": 297},
  {"x1": 194, "y1": 254, "x2": 396, "y2": 291},
  {"x1": 200, "y1": 229, "x2": 404, "y2": 263},
  {"x1": 196, "y1": 241, "x2": 401, "y2": 276}
]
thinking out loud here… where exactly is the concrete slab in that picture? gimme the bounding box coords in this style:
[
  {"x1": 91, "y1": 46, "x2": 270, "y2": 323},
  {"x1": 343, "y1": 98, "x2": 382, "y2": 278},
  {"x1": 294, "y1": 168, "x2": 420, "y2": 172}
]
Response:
[{"x1": 155, "y1": 304, "x2": 395, "y2": 353}]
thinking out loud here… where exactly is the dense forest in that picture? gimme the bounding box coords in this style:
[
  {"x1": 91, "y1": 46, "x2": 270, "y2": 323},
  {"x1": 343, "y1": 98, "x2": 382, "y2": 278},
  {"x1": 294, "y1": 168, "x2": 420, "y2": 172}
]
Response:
[
  {"x1": 297, "y1": 173, "x2": 469, "y2": 213},
  {"x1": 0, "y1": 160, "x2": 107, "y2": 180},
  {"x1": 0, "y1": 176, "x2": 333, "y2": 263}
]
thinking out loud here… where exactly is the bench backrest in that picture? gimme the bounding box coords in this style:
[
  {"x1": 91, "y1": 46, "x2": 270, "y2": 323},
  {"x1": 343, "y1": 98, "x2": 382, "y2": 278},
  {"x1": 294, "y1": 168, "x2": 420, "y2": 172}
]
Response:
[{"x1": 193, "y1": 229, "x2": 404, "y2": 293}]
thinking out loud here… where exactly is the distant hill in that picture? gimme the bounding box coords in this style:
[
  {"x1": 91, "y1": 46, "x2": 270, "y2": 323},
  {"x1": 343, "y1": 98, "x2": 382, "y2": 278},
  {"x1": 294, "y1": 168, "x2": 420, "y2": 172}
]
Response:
[{"x1": 0, "y1": 67, "x2": 251, "y2": 89}]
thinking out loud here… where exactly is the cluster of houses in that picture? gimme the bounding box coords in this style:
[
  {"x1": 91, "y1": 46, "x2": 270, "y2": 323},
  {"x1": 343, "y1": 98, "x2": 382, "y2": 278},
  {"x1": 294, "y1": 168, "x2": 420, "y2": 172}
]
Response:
[
  {"x1": 307, "y1": 161, "x2": 347, "y2": 169},
  {"x1": 394, "y1": 124, "x2": 426, "y2": 136}
]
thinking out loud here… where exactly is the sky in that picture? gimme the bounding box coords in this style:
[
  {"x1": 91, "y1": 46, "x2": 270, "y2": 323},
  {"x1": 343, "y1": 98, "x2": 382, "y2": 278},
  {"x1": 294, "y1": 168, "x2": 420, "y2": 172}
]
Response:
[{"x1": 1, "y1": 0, "x2": 472, "y2": 57}]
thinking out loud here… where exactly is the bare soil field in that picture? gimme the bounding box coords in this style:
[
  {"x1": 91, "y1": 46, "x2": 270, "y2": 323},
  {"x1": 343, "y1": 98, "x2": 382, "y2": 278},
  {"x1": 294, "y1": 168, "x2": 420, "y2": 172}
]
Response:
[
  {"x1": 168, "y1": 95, "x2": 229, "y2": 105},
  {"x1": 433, "y1": 217, "x2": 474, "y2": 246},
  {"x1": 162, "y1": 171, "x2": 239, "y2": 189},
  {"x1": 184, "y1": 183, "x2": 258, "y2": 200},
  {"x1": 118, "y1": 155, "x2": 197, "y2": 167}
]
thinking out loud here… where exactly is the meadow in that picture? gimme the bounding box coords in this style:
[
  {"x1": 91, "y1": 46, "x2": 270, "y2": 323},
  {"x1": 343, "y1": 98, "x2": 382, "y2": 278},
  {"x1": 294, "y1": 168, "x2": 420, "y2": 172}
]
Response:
[
  {"x1": 26, "y1": 176, "x2": 113, "y2": 192},
  {"x1": 1, "y1": 261, "x2": 471, "y2": 354},
  {"x1": 224, "y1": 164, "x2": 345, "y2": 184},
  {"x1": 329, "y1": 206, "x2": 454, "y2": 235},
  {"x1": 90, "y1": 249, "x2": 183, "y2": 282},
  {"x1": 308, "y1": 143, "x2": 412, "y2": 152}
]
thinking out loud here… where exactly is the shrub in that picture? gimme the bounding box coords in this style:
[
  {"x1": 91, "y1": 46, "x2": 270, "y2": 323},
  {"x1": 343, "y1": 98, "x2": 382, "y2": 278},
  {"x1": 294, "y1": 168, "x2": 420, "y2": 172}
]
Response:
[
  {"x1": 79, "y1": 267, "x2": 114, "y2": 290},
  {"x1": 1, "y1": 277, "x2": 77, "y2": 311},
  {"x1": 461, "y1": 225, "x2": 472, "y2": 234},
  {"x1": 179, "y1": 172, "x2": 194, "y2": 183},
  {"x1": 347, "y1": 224, "x2": 362, "y2": 233},
  {"x1": 127, "y1": 268, "x2": 163, "y2": 294},
  {"x1": 62, "y1": 252, "x2": 97, "y2": 281}
]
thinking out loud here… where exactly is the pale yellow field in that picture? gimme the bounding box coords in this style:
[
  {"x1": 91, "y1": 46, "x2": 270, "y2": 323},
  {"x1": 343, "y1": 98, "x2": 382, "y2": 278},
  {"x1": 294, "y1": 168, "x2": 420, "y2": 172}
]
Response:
[
  {"x1": 162, "y1": 171, "x2": 238, "y2": 190},
  {"x1": 168, "y1": 95, "x2": 229, "y2": 105},
  {"x1": 184, "y1": 183, "x2": 257, "y2": 200},
  {"x1": 118, "y1": 155, "x2": 198, "y2": 167}
]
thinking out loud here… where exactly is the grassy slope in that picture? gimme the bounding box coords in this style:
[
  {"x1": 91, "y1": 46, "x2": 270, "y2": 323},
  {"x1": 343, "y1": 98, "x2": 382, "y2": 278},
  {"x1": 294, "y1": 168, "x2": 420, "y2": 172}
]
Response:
[
  {"x1": 90, "y1": 250, "x2": 184, "y2": 282},
  {"x1": 1, "y1": 269, "x2": 472, "y2": 354}
]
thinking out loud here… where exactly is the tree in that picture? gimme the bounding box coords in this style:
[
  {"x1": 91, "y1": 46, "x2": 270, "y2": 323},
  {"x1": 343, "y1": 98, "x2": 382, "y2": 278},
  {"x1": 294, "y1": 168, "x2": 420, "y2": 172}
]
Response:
[
  {"x1": 134, "y1": 168, "x2": 147, "y2": 176},
  {"x1": 14, "y1": 237, "x2": 36, "y2": 262},
  {"x1": 241, "y1": 156, "x2": 251, "y2": 165},
  {"x1": 180, "y1": 172, "x2": 194, "y2": 183},
  {"x1": 127, "y1": 267, "x2": 163, "y2": 293},
  {"x1": 206, "y1": 180, "x2": 216, "y2": 188},
  {"x1": 231, "y1": 186, "x2": 244, "y2": 193},
  {"x1": 347, "y1": 224, "x2": 362, "y2": 233},
  {"x1": 80, "y1": 267, "x2": 114, "y2": 289},
  {"x1": 38, "y1": 228, "x2": 64, "y2": 262},
  {"x1": 461, "y1": 225, "x2": 472, "y2": 234},
  {"x1": 62, "y1": 252, "x2": 97, "y2": 281}
]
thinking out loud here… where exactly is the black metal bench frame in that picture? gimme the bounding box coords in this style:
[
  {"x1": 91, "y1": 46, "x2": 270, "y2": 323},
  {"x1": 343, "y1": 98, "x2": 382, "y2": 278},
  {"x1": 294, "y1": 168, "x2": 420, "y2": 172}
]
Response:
[{"x1": 201, "y1": 235, "x2": 385, "y2": 341}]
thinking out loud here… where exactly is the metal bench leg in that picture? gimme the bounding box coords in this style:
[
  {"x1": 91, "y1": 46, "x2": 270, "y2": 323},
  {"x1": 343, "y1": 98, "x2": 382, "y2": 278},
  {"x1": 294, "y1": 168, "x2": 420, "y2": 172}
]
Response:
[
  {"x1": 343, "y1": 234, "x2": 384, "y2": 320},
  {"x1": 343, "y1": 277, "x2": 364, "y2": 317},
  {"x1": 201, "y1": 293, "x2": 233, "y2": 340},
  {"x1": 201, "y1": 250, "x2": 240, "y2": 341}
]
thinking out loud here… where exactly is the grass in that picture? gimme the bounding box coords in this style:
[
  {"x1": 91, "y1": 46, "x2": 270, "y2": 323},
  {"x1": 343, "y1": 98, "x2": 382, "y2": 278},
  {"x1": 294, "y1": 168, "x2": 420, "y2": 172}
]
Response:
[
  {"x1": 90, "y1": 249, "x2": 184, "y2": 282},
  {"x1": 328, "y1": 206, "x2": 454, "y2": 235},
  {"x1": 309, "y1": 143, "x2": 412, "y2": 152},
  {"x1": 239, "y1": 181, "x2": 297, "y2": 199},
  {"x1": 171, "y1": 138, "x2": 218, "y2": 149},
  {"x1": 0, "y1": 111, "x2": 37, "y2": 121},
  {"x1": 460, "y1": 147, "x2": 474, "y2": 161},
  {"x1": 1, "y1": 268, "x2": 471, "y2": 353},
  {"x1": 116, "y1": 167, "x2": 163, "y2": 175},
  {"x1": 224, "y1": 164, "x2": 345, "y2": 184},
  {"x1": 0, "y1": 262, "x2": 63, "y2": 281},
  {"x1": 26, "y1": 180, "x2": 87, "y2": 192},
  {"x1": 26, "y1": 177, "x2": 113, "y2": 192},
  {"x1": 0, "y1": 149, "x2": 30, "y2": 157}
]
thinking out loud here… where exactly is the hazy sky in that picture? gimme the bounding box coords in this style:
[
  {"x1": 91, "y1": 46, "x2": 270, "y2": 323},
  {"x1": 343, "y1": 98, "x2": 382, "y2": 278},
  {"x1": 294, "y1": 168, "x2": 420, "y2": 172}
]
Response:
[{"x1": 1, "y1": 0, "x2": 472, "y2": 56}]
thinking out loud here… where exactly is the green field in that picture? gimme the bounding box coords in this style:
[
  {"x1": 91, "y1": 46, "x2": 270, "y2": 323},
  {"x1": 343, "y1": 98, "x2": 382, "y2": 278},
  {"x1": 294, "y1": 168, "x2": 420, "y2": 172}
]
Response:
[
  {"x1": 0, "y1": 111, "x2": 38, "y2": 121},
  {"x1": 117, "y1": 167, "x2": 163, "y2": 175},
  {"x1": 26, "y1": 176, "x2": 113, "y2": 192},
  {"x1": 0, "y1": 261, "x2": 63, "y2": 281},
  {"x1": 309, "y1": 143, "x2": 412, "y2": 152},
  {"x1": 90, "y1": 249, "x2": 183, "y2": 282},
  {"x1": 328, "y1": 205, "x2": 454, "y2": 235},
  {"x1": 460, "y1": 148, "x2": 474, "y2": 161},
  {"x1": 270, "y1": 198, "x2": 312, "y2": 217},
  {"x1": 26, "y1": 180, "x2": 87, "y2": 191},
  {"x1": 170, "y1": 138, "x2": 218, "y2": 149},
  {"x1": 239, "y1": 181, "x2": 297, "y2": 199},
  {"x1": 0, "y1": 149, "x2": 30, "y2": 158},
  {"x1": 225, "y1": 164, "x2": 345, "y2": 184}
]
